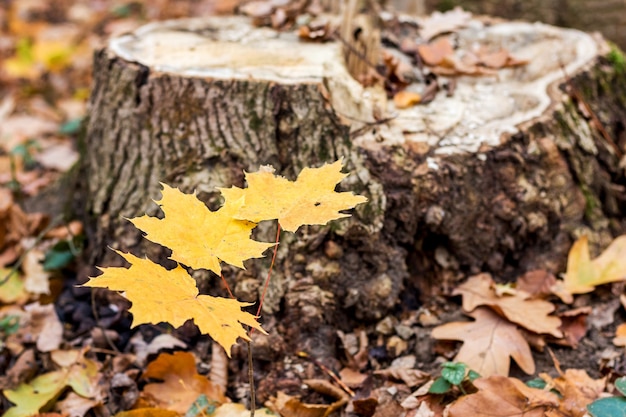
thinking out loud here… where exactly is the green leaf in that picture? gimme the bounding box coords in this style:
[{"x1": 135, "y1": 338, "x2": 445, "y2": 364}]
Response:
[
  {"x1": 43, "y1": 247, "x2": 75, "y2": 270},
  {"x1": 185, "y1": 394, "x2": 218, "y2": 417},
  {"x1": 441, "y1": 362, "x2": 467, "y2": 385},
  {"x1": 616, "y1": 377, "x2": 626, "y2": 397},
  {"x1": 467, "y1": 370, "x2": 480, "y2": 382},
  {"x1": 588, "y1": 397, "x2": 626, "y2": 417},
  {"x1": 43, "y1": 239, "x2": 82, "y2": 271},
  {"x1": 0, "y1": 315, "x2": 20, "y2": 336},
  {"x1": 59, "y1": 118, "x2": 83, "y2": 136},
  {"x1": 526, "y1": 378, "x2": 547, "y2": 389},
  {"x1": 428, "y1": 377, "x2": 452, "y2": 394}
]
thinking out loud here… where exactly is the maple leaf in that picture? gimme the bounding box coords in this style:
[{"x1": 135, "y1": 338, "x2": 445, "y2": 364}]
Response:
[
  {"x1": 83, "y1": 251, "x2": 266, "y2": 355},
  {"x1": 447, "y1": 375, "x2": 559, "y2": 417},
  {"x1": 431, "y1": 307, "x2": 535, "y2": 376},
  {"x1": 454, "y1": 274, "x2": 562, "y2": 337},
  {"x1": 219, "y1": 159, "x2": 368, "y2": 232},
  {"x1": 563, "y1": 235, "x2": 626, "y2": 294},
  {"x1": 129, "y1": 183, "x2": 274, "y2": 275},
  {"x1": 141, "y1": 351, "x2": 227, "y2": 413}
]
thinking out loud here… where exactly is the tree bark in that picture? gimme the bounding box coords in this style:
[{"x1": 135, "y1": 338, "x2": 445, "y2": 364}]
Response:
[{"x1": 78, "y1": 14, "x2": 626, "y2": 398}]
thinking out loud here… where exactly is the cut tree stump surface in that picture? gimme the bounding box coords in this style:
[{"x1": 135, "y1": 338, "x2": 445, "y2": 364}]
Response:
[{"x1": 80, "y1": 13, "x2": 626, "y2": 387}]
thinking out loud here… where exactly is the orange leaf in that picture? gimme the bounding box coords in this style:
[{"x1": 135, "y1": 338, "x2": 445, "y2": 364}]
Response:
[
  {"x1": 129, "y1": 183, "x2": 274, "y2": 274},
  {"x1": 563, "y1": 235, "x2": 626, "y2": 294},
  {"x1": 141, "y1": 351, "x2": 227, "y2": 414},
  {"x1": 83, "y1": 251, "x2": 265, "y2": 355},
  {"x1": 220, "y1": 159, "x2": 367, "y2": 232},
  {"x1": 416, "y1": 37, "x2": 454, "y2": 66},
  {"x1": 454, "y1": 274, "x2": 562, "y2": 337},
  {"x1": 431, "y1": 307, "x2": 535, "y2": 376},
  {"x1": 448, "y1": 375, "x2": 559, "y2": 417},
  {"x1": 393, "y1": 91, "x2": 421, "y2": 109}
]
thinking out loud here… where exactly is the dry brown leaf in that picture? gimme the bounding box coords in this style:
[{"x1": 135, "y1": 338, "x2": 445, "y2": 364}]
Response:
[
  {"x1": 55, "y1": 392, "x2": 100, "y2": 417},
  {"x1": 447, "y1": 375, "x2": 559, "y2": 417},
  {"x1": 23, "y1": 302, "x2": 63, "y2": 352},
  {"x1": 373, "y1": 368, "x2": 430, "y2": 388},
  {"x1": 541, "y1": 369, "x2": 605, "y2": 417},
  {"x1": 416, "y1": 37, "x2": 454, "y2": 66},
  {"x1": 141, "y1": 351, "x2": 227, "y2": 414},
  {"x1": 454, "y1": 273, "x2": 562, "y2": 337},
  {"x1": 516, "y1": 270, "x2": 558, "y2": 298},
  {"x1": 556, "y1": 307, "x2": 591, "y2": 348},
  {"x1": 431, "y1": 307, "x2": 535, "y2": 376},
  {"x1": 267, "y1": 391, "x2": 334, "y2": 417},
  {"x1": 339, "y1": 367, "x2": 368, "y2": 388}
]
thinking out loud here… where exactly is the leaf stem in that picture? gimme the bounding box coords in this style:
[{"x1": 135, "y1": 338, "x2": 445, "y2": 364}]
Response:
[{"x1": 255, "y1": 222, "x2": 281, "y2": 318}]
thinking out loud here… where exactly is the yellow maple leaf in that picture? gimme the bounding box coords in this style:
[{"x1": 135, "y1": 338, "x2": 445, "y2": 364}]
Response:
[
  {"x1": 219, "y1": 159, "x2": 368, "y2": 232},
  {"x1": 129, "y1": 183, "x2": 274, "y2": 275},
  {"x1": 83, "y1": 251, "x2": 265, "y2": 355},
  {"x1": 563, "y1": 235, "x2": 626, "y2": 294}
]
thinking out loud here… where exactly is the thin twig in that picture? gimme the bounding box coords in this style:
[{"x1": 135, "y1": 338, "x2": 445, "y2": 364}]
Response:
[
  {"x1": 255, "y1": 223, "x2": 282, "y2": 318},
  {"x1": 90, "y1": 289, "x2": 120, "y2": 352}
]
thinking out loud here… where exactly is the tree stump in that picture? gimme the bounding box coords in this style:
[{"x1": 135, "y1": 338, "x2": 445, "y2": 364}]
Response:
[{"x1": 79, "y1": 13, "x2": 626, "y2": 394}]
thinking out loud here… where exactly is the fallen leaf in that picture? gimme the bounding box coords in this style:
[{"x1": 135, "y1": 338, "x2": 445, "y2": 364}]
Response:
[
  {"x1": 266, "y1": 391, "x2": 333, "y2": 417},
  {"x1": 563, "y1": 235, "x2": 626, "y2": 294},
  {"x1": 55, "y1": 391, "x2": 100, "y2": 417},
  {"x1": 141, "y1": 351, "x2": 227, "y2": 414},
  {"x1": 3, "y1": 349, "x2": 100, "y2": 417},
  {"x1": 516, "y1": 270, "x2": 558, "y2": 298},
  {"x1": 83, "y1": 251, "x2": 265, "y2": 355},
  {"x1": 22, "y1": 249, "x2": 51, "y2": 295},
  {"x1": 130, "y1": 333, "x2": 187, "y2": 366},
  {"x1": 23, "y1": 302, "x2": 63, "y2": 352},
  {"x1": 613, "y1": 323, "x2": 626, "y2": 347},
  {"x1": 130, "y1": 183, "x2": 274, "y2": 274},
  {"x1": 114, "y1": 409, "x2": 179, "y2": 417},
  {"x1": 556, "y1": 307, "x2": 590, "y2": 348},
  {"x1": 393, "y1": 91, "x2": 422, "y2": 109},
  {"x1": 2, "y1": 371, "x2": 67, "y2": 417},
  {"x1": 541, "y1": 369, "x2": 605, "y2": 417},
  {"x1": 0, "y1": 268, "x2": 28, "y2": 304},
  {"x1": 418, "y1": 7, "x2": 472, "y2": 41},
  {"x1": 416, "y1": 37, "x2": 454, "y2": 66},
  {"x1": 219, "y1": 159, "x2": 367, "y2": 232},
  {"x1": 431, "y1": 307, "x2": 535, "y2": 376},
  {"x1": 447, "y1": 375, "x2": 559, "y2": 417},
  {"x1": 453, "y1": 274, "x2": 562, "y2": 337}
]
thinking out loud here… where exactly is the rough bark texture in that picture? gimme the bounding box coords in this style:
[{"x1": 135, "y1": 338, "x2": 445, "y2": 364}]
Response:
[{"x1": 78, "y1": 15, "x2": 626, "y2": 400}]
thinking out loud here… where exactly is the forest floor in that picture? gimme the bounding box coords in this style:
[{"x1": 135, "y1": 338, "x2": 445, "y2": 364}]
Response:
[{"x1": 1, "y1": 1, "x2": 626, "y2": 417}]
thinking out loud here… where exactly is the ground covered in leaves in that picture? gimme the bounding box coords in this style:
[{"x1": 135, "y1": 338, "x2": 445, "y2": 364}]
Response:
[{"x1": 1, "y1": 1, "x2": 626, "y2": 417}]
